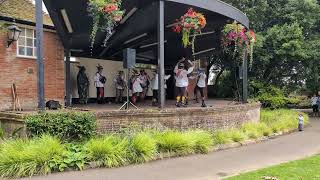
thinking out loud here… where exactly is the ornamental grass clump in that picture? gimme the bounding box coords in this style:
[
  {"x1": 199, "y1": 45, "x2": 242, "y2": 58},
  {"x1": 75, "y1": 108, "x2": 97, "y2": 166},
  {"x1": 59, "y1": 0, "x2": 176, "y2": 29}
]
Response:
[
  {"x1": 155, "y1": 131, "x2": 194, "y2": 156},
  {"x1": 0, "y1": 135, "x2": 64, "y2": 178},
  {"x1": 212, "y1": 130, "x2": 231, "y2": 145},
  {"x1": 227, "y1": 129, "x2": 247, "y2": 143},
  {"x1": 85, "y1": 135, "x2": 129, "y2": 168},
  {"x1": 128, "y1": 132, "x2": 157, "y2": 163},
  {"x1": 184, "y1": 130, "x2": 213, "y2": 154},
  {"x1": 261, "y1": 109, "x2": 309, "y2": 133},
  {"x1": 241, "y1": 123, "x2": 264, "y2": 139}
]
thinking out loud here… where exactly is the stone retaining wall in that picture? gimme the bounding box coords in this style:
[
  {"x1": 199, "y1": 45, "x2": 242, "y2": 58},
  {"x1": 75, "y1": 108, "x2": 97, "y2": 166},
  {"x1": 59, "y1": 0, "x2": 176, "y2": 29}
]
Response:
[
  {"x1": 0, "y1": 112, "x2": 26, "y2": 137},
  {"x1": 96, "y1": 103, "x2": 261, "y2": 133}
]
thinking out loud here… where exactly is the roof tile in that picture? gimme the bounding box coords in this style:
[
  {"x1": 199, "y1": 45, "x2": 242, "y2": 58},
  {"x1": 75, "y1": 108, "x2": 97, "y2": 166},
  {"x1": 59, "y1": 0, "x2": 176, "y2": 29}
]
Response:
[{"x1": 0, "y1": 0, "x2": 53, "y2": 26}]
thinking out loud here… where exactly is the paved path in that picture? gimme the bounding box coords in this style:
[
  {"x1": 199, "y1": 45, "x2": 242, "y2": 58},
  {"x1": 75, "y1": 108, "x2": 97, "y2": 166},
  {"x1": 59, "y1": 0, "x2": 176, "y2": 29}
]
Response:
[{"x1": 26, "y1": 118, "x2": 320, "y2": 180}]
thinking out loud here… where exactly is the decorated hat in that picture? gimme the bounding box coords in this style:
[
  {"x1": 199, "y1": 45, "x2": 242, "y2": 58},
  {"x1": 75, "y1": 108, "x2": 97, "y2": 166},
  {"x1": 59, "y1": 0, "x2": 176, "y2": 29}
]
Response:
[
  {"x1": 178, "y1": 63, "x2": 185, "y2": 68},
  {"x1": 97, "y1": 64, "x2": 103, "y2": 70}
]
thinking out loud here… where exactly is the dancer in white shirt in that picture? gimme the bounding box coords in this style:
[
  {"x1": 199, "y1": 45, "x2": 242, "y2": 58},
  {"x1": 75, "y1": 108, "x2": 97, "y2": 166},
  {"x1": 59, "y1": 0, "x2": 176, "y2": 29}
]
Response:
[
  {"x1": 193, "y1": 69, "x2": 207, "y2": 107},
  {"x1": 94, "y1": 64, "x2": 106, "y2": 104},
  {"x1": 151, "y1": 70, "x2": 171, "y2": 106},
  {"x1": 130, "y1": 71, "x2": 143, "y2": 105},
  {"x1": 174, "y1": 58, "x2": 194, "y2": 107}
]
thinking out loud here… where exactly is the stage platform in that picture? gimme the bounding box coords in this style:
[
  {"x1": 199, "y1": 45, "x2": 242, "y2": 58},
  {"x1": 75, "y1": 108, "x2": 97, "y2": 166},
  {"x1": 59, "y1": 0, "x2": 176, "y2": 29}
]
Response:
[
  {"x1": 71, "y1": 100, "x2": 261, "y2": 134},
  {"x1": 0, "y1": 100, "x2": 261, "y2": 136},
  {"x1": 72, "y1": 99, "x2": 237, "y2": 112}
]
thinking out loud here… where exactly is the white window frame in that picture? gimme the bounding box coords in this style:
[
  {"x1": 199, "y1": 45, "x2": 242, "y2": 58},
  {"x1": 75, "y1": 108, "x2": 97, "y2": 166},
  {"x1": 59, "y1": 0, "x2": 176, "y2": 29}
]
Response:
[{"x1": 17, "y1": 27, "x2": 37, "y2": 59}]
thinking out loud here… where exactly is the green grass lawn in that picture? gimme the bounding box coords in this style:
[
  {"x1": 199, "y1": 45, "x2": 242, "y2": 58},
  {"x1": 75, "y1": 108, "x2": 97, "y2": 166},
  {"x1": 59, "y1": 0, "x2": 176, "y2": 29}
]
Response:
[{"x1": 227, "y1": 155, "x2": 320, "y2": 180}]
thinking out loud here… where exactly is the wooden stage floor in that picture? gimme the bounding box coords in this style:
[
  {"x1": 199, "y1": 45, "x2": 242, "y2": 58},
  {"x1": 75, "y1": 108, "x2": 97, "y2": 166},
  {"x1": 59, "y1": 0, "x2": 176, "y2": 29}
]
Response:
[{"x1": 72, "y1": 99, "x2": 240, "y2": 112}]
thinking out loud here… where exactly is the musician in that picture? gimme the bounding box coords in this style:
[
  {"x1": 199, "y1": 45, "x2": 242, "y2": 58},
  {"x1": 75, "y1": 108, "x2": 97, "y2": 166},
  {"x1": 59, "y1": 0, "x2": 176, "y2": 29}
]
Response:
[
  {"x1": 94, "y1": 64, "x2": 106, "y2": 104},
  {"x1": 113, "y1": 71, "x2": 126, "y2": 104},
  {"x1": 139, "y1": 69, "x2": 150, "y2": 103}
]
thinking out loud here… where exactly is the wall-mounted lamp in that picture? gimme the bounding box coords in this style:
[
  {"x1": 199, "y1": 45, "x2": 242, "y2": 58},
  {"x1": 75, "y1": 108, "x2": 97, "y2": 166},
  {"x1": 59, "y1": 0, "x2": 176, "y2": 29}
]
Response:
[{"x1": 7, "y1": 24, "x2": 22, "y2": 48}]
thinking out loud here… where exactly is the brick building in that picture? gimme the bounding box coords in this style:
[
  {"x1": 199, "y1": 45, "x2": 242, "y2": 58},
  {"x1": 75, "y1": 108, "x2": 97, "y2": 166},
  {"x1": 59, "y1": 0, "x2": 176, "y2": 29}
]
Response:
[{"x1": 0, "y1": 0, "x2": 65, "y2": 111}]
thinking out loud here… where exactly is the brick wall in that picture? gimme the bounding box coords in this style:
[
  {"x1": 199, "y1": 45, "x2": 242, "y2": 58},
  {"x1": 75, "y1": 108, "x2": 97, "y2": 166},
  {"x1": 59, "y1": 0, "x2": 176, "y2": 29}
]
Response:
[
  {"x1": 0, "y1": 29, "x2": 65, "y2": 111},
  {"x1": 96, "y1": 103, "x2": 261, "y2": 133}
]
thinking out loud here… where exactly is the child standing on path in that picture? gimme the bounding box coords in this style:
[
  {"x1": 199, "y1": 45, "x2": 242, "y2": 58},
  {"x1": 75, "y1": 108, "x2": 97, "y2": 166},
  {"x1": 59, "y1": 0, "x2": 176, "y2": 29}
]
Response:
[{"x1": 298, "y1": 113, "x2": 304, "y2": 132}]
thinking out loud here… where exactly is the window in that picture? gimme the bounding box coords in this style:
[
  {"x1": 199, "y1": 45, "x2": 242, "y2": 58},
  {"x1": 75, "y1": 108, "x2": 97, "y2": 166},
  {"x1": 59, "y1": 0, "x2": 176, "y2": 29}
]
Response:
[{"x1": 17, "y1": 28, "x2": 37, "y2": 58}]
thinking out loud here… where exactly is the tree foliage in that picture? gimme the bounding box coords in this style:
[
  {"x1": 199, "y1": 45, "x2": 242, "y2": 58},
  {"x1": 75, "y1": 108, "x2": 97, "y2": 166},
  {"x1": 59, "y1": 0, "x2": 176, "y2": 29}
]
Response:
[{"x1": 210, "y1": 0, "x2": 320, "y2": 98}]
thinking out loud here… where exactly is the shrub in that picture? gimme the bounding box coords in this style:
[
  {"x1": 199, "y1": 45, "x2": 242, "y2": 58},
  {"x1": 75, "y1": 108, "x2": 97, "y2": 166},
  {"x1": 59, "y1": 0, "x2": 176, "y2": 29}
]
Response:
[
  {"x1": 0, "y1": 128, "x2": 3, "y2": 140},
  {"x1": 185, "y1": 130, "x2": 213, "y2": 154},
  {"x1": 212, "y1": 131, "x2": 231, "y2": 145},
  {"x1": 85, "y1": 135, "x2": 129, "y2": 167},
  {"x1": 26, "y1": 111, "x2": 96, "y2": 141},
  {"x1": 49, "y1": 144, "x2": 88, "y2": 172},
  {"x1": 128, "y1": 132, "x2": 157, "y2": 163},
  {"x1": 0, "y1": 135, "x2": 64, "y2": 178},
  {"x1": 227, "y1": 129, "x2": 247, "y2": 142},
  {"x1": 155, "y1": 131, "x2": 194, "y2": 156}
]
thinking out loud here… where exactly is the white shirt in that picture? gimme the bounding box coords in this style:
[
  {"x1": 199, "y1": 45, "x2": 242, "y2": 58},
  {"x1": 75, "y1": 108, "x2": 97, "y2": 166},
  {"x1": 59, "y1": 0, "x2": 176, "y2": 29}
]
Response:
[
  {"x1": 152, "y1": 74, "x2": 171, "y2": 90},
  {"x1": 174, "y1": 62, "x2": 194, "y2": 88},
  {"x1": 298, "y1": 116, "x2": 304, "y2": 125},
  {"x1": 311, "y1": 97, "x2": 318, "y2": 105},
  {"x1": 139, "y1": 74, "x2": 148, "y2": 87},
  {"x1": 197, "y1": 73, "x2": 207, "y2": 88},
  {"x1": 132, "y1": 77, "x2": 143, "y2": 93},
  {"x1": 94, "y1": 73, "x2": 104, "y2": 88}
]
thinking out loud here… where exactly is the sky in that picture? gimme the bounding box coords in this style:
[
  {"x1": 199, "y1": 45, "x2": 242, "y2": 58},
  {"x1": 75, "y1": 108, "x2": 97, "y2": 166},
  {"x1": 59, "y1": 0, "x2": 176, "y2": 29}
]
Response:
[{"x1": 31, "y1": 0, "x2": 48, "y2": 13}]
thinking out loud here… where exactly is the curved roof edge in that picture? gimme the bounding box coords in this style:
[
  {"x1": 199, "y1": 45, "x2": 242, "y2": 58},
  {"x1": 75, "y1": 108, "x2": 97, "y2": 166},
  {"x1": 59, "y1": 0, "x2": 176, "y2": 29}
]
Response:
[{"x1": 167, "y1": 0, "x2": 249, "y2": 28}]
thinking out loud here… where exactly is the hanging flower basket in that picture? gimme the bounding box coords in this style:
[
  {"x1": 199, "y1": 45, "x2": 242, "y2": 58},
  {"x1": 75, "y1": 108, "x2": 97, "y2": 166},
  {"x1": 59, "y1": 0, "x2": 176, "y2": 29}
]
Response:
[
  {"x1": 221, "y1": 21, "x2": 256, "y2": 63},
  {"x1": 172, "y1": 8, "x2": 206, "y2": 52},
  {"x1": 87, "y1": 0, "x2": 125, "y2": 49}
]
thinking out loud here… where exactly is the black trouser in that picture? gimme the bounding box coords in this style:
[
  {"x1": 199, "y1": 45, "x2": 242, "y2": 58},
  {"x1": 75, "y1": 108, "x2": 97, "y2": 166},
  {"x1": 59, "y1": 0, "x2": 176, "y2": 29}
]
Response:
[
  {"x1": 96, "y1": 87, "x2": 104, "y2": 104},
  {"x1": 153, "y1": 90, "x2": 158, "y2": 102},
  {"x1": 194, "y1": 85, "x2": 205, "y2": 98},
  {"x1": 177, "y1": 87, "x2": 187, "y2": 97},
  {"x1": 115, "y1": 89, "x2": 124, "y2": 103},
  {"x1": 312, "y1": 105, "x2": 319, "y2": 112}
]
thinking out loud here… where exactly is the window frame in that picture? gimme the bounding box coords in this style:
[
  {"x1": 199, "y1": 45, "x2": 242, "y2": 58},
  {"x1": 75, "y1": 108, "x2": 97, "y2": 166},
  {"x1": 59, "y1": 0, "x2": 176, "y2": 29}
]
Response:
[{"x1": 16, "y1": 27, "x2": 37, "y2": 59}]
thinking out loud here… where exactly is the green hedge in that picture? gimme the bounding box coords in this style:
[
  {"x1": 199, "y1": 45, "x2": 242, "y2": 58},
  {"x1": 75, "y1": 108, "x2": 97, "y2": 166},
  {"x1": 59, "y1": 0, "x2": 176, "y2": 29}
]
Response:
[
  {"x1": 25, "y1": 111, "x2": 96, "y2": 141},
  {"x1": 0, "y1": 109, "x2": 309, "y2": 178}
]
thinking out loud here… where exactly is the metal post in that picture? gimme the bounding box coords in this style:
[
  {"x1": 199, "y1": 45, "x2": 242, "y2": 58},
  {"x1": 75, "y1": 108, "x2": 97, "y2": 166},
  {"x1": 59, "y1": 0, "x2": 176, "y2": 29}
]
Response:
[
  {"x1": 36, "y1": 0, "x2": 45, "y2": 110},
  {"x1": 158, "y1": 0, "x2": 165, "y2": 108},
  {"x1": 65, "y1": 49, "x2": 72, "y2": 107},
  {"x1": 242, "y1": 50, "x2": 248, "y2": 103}
]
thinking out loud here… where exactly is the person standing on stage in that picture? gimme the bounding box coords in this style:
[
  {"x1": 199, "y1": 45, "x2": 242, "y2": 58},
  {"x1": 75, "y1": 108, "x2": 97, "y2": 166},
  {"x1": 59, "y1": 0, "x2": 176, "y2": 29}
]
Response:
[
  {"x1": 131, "y1": 71, "x2": 143, "y2": 105},
  {"x1": 139, "y1": 69, "x2": 150, "y2": 103},
  {"x1": 94, "y1": 64, "x2": 106, "y2": 104},
  {"x1": 194, "y1": 68, "x2": 207, "y2": 107},
  {"x1": 113, "y1": 71, "x2": 126, "y2": 104},
  {"x1": 151, "y1": 70, "x2": 171, "y2": 106},
  {"x1": 174, "y1": 58, "x2": 194, "y2": 107}
]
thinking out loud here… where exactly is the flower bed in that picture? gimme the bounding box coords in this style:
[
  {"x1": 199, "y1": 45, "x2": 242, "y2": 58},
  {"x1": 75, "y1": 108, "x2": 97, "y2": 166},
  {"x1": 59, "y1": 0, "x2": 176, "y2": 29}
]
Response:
[{"x1": 0, "y1": 109, "x2": 308, "y2": 178}]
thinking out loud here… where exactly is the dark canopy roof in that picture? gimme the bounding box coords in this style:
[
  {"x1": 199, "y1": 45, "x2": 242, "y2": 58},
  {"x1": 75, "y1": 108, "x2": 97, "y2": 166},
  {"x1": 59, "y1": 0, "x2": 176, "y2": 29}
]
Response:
[{"x1": 44, "y1": 0, "x2": 249, "y2": 65}]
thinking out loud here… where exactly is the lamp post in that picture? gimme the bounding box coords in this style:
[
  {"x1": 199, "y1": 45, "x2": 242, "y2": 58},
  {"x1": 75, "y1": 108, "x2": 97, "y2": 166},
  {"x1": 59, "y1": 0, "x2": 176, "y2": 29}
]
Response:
[{"x1": 7, "y1": 24, "x2": 21, "y2": 48}]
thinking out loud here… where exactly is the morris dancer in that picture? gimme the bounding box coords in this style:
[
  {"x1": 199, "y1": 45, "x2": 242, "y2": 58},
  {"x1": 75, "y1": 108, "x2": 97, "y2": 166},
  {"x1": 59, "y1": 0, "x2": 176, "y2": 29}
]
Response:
[
  {"x1": 174, "y1": 58, "x2": 194, "y2": 107},
  {"x1": 194, "y1": 68, "x2": 207, "y2": 107},
  {"x1": 151, "y1": 70, "x2": 171, "y2": 106},
  {"x1": 139, "y1": 69, "x2": 150, "y2": 103},
  {"x1": 113, "y1": 71, "x2": 126, "y2": 104},
  {"x1": 131, "y1": 71, "x2": 143, "y2": 105},
  {"x1": 94, "y1": 64, "x2": 106, "y2": 104}
]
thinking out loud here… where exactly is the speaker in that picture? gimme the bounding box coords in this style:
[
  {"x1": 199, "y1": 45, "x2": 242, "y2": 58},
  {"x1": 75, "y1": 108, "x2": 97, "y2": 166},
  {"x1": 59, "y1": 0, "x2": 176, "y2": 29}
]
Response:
[{"x1": 123, "y1": 48, "x2": 136, "y2": 69}]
